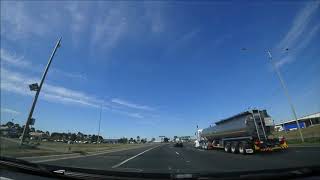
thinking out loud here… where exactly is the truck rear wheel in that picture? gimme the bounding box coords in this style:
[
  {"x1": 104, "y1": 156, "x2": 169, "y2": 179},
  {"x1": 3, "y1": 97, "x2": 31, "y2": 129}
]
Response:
[
  {"x1": 231, "y1": 142, "x2": 238, "y2": 153},
  {"x1": 224, "y1": 143, "x2": 231, "y2": 153},
  {"x1": 238, "y1": 143, "x2": 245, "y2": 154}
]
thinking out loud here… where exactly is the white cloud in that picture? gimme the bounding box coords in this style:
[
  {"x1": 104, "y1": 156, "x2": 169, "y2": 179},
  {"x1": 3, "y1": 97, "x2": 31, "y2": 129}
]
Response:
[
  {"x1": 1, "y1": 108, "x2": 20, "y2": 115},
  {"x1": 64, "y1": 2, "x2": 90, "y2": 45},
  {"x1": 1, "y1": 1, "x2": 167, "y2": 54},
  {"x1": 111, "y1": 98, "x2": 154, "y2": 111},
  {"x1": 0, "y1": 67, "x2": 102, "y2": 108},
  {"x1": 110, "y1": 109, "x2": 144, "y2": 119},
  {"x1": 91, "y1": 5, "x2": 128, "y2": 52},
  {"x1": 275, "y1": 24, "x2": 320, "y2": 67},
  {"x1": 0, "y1": 1, "x2": 89, "y2": 43},
  {"x1": 129, "y1": 113, "x2": 144, "y2": 119},
  {"x1": 0, "y1": 68, "x2": 37, "y2": 96},
  {"x1": 90, "y1": 3, "x2": 168, "y2": 52},
  {"x1": 275, "y1": 1, "x2": 320, "y2": 67},
  {"x1": 1, "y1": 67, "x2": 149, "y2": 119},
  {"x1": 65, "y1": 3, "x2": 86, "y2": 34},
  {"x1": 144, "y1": 2, "x2": 166, "y2": 33},
  {"x1": 2, "y1": 69, "x2": 97, "y2": 106},
  {"x1": 0, "y1": 48, "x2": 31, "y2": 68},
  {"x1": 1, "y1": 48, "x2": 86, "y2": 80},
  {"x1": 276, "y1": 1, "x2": 319, "y2": 50},
  {"x1": 0, "y1": 1, "x2": 50, "y2": 41},
  {"x1": 50, "y1": 68, "x2": 87, "y2": 81}
]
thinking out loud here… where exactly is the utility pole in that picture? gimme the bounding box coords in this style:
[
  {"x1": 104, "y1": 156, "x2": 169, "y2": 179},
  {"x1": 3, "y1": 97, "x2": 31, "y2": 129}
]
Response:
[
  {"x1": 267, "y1": 50, "x2": 304, "y2": 142},
  {"x1": 97, "y1": 104, "x2": 102, "y2": 144},
  {"x1": 20, "y1": 37, "x2": 62, "y2": 145}
]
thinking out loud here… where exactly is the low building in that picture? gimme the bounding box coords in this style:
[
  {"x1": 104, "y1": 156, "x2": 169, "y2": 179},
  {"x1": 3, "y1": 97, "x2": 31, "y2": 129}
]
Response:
[
  {"x1": 29, "y1": 132, "x2": 46, "y2": 140},
  {"x1": 275, "y1": 112, "x2": 320, "y2": 131}
]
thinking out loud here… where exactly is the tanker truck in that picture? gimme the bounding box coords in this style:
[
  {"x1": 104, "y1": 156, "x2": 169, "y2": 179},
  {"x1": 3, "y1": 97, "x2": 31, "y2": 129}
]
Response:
[{"x1": 196, "y1": 109, "x2": 288, "y2": 154}]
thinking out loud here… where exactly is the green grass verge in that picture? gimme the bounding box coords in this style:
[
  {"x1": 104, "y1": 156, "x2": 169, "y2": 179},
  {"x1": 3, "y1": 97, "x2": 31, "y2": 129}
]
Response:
[
  {"x1": 1, "y1": 137, "x2": 146, "y2": 158},
  {"x1": 272, "y1": 125, "x2": 320, "y2": 145}
]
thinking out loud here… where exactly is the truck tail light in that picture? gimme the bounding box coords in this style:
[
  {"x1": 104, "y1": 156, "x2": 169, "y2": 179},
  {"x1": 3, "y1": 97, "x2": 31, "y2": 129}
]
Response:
[{"x1": 279, "y1": 137, "x2": 286, "y2": 144}]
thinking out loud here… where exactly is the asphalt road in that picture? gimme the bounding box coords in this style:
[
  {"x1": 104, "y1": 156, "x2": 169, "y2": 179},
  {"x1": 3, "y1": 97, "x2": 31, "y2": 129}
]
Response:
[{"x1": 31, "y1": 143, "x2": 320, "y2": 173}]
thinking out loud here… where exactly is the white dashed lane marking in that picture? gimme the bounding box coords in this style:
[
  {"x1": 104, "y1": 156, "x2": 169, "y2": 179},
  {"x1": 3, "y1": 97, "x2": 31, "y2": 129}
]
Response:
[{"x1": 112, "y1": 145, "x2": 161, "y2": 168}]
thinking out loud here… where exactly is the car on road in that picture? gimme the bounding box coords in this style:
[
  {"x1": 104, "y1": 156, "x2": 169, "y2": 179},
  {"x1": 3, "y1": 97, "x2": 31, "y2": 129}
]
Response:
[{"x1": 174, "y1": 141, "x2": 183, "y2": 147}]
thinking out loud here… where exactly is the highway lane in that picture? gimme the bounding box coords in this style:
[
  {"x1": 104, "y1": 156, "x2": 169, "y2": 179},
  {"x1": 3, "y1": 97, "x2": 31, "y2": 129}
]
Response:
[
  {"x1": 38, "y1": 143, "x2": 320, "y2": 173},
  {"x1": 35, "y1": 144, "x2": 160, "y2": 171},
  {"x1": 120, "y1": 143, "x2": 320, "y2": 173}
]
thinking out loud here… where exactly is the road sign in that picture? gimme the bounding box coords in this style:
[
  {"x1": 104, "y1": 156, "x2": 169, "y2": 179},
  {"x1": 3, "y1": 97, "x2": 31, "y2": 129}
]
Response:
[{"x1": 29, "y1": 83, "x2": 39, "y2": 91}]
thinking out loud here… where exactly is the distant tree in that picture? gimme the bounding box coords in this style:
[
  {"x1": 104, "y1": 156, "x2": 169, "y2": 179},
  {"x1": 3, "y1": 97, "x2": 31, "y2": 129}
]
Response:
[
  {"x1": 136, "y1": 136, "x2": 140, "y2": 142},
  {"x1": 5, "y1": 122, "x2": 14, "y2": 127},
  {"x1": 76, "y1": 132, "x2": 84, "y2": 140},
  {"x1": 45, "y1": 131, "x2": 50, "y2": 136},
  {"x1": 83, "y1": 135, "x2": 88, "y2": 140},
  {"x1": 91, "y1": 135, "x2": 97, "y2": 142},
  {"x1": 141, "y1": 138, "x2": 147, "y2": 143},
  {"x1": 98, "y1": 135, "x2": 103, "y2": 142},
  {"x1": 51, "y1": 132, "x2": 62, "y2": 140},
  {"x1": 118, "y1": 138, "x2": 128, "y2": 144},
  {"x1": 70, "y1": 133, "x2": 77, "y2": 141},
  {"x1": 30, "y1": 127, "x2": 35, "y2": 132},
  {"x1": 164, "y1": 137, "x2": 169, "y2": 142},
  {"x1": 61, "y1": 133, "x2": 68, "y2": 140},
  {"x1": 151, "y1": 138, "x2": 155, "y2": 142},
  {"x1": 14, "y1": 124, "x2": 23, "y2": 135}
]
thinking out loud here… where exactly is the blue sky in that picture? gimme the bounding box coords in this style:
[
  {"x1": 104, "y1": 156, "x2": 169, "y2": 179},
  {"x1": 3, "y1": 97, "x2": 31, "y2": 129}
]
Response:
[{"x1": 1, "y1": 1, "x2": 319, "y2": 139}]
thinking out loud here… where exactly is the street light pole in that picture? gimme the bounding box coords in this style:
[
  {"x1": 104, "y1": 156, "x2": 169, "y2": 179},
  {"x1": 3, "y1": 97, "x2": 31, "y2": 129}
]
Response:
[
  {"x1": 266, "y1": 50, "x2": 304, "y2": 142},
  {"x1": 20, "y1": 37, "x2": 62, "y2": 145},
  {"x1": 97, "y1": 104, "x2": 102, "y2": 144}
]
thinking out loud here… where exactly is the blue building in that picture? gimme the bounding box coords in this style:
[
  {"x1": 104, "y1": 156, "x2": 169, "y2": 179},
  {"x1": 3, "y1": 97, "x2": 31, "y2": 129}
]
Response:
[{"x1": 275, "y1": 112, "x2": 320, "y2": 131}]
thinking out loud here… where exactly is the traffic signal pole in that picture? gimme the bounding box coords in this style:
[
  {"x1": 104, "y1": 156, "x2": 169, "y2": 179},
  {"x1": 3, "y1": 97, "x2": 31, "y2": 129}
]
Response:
[{"x1": 20, "y1": 37, "x2": 62, "y2": 146}]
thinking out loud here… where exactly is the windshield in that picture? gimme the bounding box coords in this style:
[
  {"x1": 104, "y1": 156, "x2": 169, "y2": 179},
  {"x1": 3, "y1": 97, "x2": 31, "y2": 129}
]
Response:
[{"x1": 1, "y1": 1, "x2": 320, "y2": 175}]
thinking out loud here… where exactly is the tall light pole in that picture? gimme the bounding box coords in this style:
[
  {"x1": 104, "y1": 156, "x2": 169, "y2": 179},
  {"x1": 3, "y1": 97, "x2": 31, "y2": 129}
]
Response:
[
  {"x1": 241, "y1": 48, "x2": 304, "y2": 142},
  {"x1": 20, "y1": 37, "x2": 62, "y2": 145},
  {"x1": 266, "y1": 50, "x2": 304, "y2": 142},
  {"x1": 97, "y1": 104, "x2": 102, "y2": 144}
]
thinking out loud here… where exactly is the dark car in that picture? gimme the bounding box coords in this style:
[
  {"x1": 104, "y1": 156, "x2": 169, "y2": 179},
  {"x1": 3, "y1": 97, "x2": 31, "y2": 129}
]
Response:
[{"x1": 174, "y1": 141, "x2": 183, "y2": 147}]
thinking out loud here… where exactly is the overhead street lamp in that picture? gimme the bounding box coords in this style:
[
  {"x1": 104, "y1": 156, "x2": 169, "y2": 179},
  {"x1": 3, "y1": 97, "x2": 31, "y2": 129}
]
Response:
[
  {"x1": 20, "y1": 37, "x2": 62, "y2": 146},
  {"x1": 241, "y1": 48, "x2": 304, "y2": 142},
  {"x1": 97, "y1": 104, "x2": 102, "y2": 145}
]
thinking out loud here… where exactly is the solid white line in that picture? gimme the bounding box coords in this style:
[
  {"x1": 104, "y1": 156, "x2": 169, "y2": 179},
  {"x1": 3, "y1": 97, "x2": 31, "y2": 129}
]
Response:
[
  {"x1": 175, "y1": 151, "x2": 179, "y2": 155},
  {"x1": 0, "y1": 177, "x2": 14, "y2": 180},
  {"x1": 112, "y1": 145, "x2": 160, "y2": 168}
]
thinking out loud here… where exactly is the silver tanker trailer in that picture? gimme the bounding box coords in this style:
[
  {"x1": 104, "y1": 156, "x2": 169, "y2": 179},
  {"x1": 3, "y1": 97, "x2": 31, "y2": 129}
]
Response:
[{"x1": 196, "y1": 109, "x2": 288, "y2": 154}]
